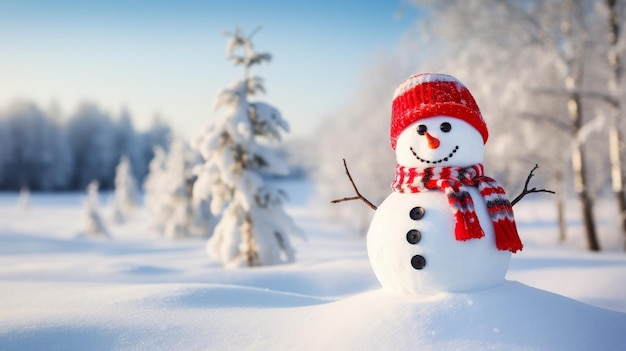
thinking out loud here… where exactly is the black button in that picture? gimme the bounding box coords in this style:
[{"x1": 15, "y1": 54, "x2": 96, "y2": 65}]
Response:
[
  {"x1": 411, "y1": 255, "x2": 426, "y2": 270},
  {"x1": 409, "y1": 206, "x2": 425, "y2": 220},
  {"x1": 406, "y1": 229, "x2": 421, "y2": 244}
]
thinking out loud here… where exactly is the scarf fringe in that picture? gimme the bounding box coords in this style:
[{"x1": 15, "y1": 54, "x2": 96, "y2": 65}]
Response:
[
  {"x1": 493, "y1": 219, "x2": 523, "y2": 253},
  {"x1": 454, "y1": 211, "x2": 485, "y2": 241}
]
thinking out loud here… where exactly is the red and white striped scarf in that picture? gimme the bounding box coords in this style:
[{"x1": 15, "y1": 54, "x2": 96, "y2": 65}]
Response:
[{"x1": 391, "y1": 164, "x2": 523, "y2": 253}]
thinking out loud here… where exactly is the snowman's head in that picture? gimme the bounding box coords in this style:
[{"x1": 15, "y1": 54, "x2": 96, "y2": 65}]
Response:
[
  {"x1": 395, "y1": 116, "x2": 484, "y2": 168},
  {"x1": 390, "y1": 73, "x2": 488, "y2": 168}
]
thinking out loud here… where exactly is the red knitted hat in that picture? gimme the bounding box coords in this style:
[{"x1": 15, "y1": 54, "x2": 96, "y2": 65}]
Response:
[{"x1": 390, "y1": 73, "x2": 488, "y2": 150}]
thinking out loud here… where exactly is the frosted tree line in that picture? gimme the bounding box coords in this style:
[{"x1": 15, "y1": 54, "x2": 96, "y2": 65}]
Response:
[
  {"x1": 0, "y1": 100, "x2": 172, "y2": 191},
  {"x1": 314, "y1": 0, "x2": 626, "y2": 251}
]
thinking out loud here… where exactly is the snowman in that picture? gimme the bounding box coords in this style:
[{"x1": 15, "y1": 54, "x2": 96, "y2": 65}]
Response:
[{"x1": 367, "y1": 73, "x2": 523, "y2": 296}]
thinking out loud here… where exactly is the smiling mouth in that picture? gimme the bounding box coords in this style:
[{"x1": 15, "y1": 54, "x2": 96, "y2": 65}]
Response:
[{"x1": 410, "y1": 146, "x2": 459, "y2": 164}]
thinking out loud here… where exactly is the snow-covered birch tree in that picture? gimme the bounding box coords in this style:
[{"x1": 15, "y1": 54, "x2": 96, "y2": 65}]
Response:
[
  {"x1": 603, "y1": 0, "x2": 626, "y2": 250},
  {"x1": 193, "y1": 27, "x2": 303, "y2": 267}
]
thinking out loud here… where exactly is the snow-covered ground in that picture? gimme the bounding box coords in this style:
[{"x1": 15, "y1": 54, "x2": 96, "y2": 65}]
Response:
[{"x1": 1, "y1": 180, "x2": 625, "y2": 350}]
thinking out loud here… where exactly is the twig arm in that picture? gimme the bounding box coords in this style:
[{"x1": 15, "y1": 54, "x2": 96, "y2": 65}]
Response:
[
  {"x1": 511, "y1": 164, "x2": 555, "y2": 206},
  {"x1": 330, "y1": 159, "x2": 378, "y2": 210}
]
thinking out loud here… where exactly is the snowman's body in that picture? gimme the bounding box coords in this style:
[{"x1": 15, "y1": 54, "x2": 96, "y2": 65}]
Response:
[
  {"x1": 366, "y1": 87, "x2": 520, "y2": 296},
  {"x1": 368, "y1": 188, "x2": 511, "y2": 295}
]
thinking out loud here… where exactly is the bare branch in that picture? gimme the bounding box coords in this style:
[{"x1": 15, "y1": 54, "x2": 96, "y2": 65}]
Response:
[
  {"x1": 511, "y1": 164, "x2": 555, "y2": 206},
  {"x1": 518, "y1": 111, "x2": 572, "y2": 131},
  {"x1": 529, "y1": 87, "x2": 620, "y2": 107},
  {"x1": 330, "y1": 159, "x2": 377, "y2": 210},
  {"x1": 248, "y1": 26, "x2": 262, "y2": 39},
  {"x1": 494, "y1": 0, "x2": 566, "y2": 63}
]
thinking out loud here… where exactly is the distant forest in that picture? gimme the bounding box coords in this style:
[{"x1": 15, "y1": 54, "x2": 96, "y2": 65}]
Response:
[{"x1": 0, "y1": 100, "x2": 172, "y2": 191}]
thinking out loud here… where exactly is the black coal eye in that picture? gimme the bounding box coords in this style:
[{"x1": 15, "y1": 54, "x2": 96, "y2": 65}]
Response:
[
  {"x1": 417, "y1": 124, "x2": 427, "y2": 135},
  {"x1": 440, "y1": 122, "x2": 452, "y2": 132}
]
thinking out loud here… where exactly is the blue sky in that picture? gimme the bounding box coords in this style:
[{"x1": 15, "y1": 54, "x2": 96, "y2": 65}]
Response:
[{"x1": 0, "y1": 0, "x2": 417, "y2": 139}]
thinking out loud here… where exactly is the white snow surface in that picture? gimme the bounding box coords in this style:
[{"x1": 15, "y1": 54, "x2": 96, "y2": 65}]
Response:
[{"x1": 1, "y1": 180, "x2": 626, "y2": 350}]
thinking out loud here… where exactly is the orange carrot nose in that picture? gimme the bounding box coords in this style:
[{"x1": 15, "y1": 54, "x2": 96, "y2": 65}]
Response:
[{"x1": 425, "y1": 132, "x2": 440, "y2": 149}]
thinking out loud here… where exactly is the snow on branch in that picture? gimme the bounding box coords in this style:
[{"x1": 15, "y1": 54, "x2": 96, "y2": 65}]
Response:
[
  {"x1": 223, "y1": 27, "x2": 272, "y2": 70},
  {"x1": 246, "y1": 77, "x2": 266, "y2": 96},
  {"x1": 224, "y1": 27, "x2": 257, "y2": 57},
  {"x1": 212, "y1": 78, "x2": 266, "y2": 110},
  {"x1": 573, "y1": 114, "x2": 606, "y2": 146}
]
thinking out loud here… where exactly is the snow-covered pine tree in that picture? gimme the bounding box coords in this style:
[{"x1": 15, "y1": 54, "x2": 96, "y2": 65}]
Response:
[
  {"x1": 79, "y1": 180, "x2": 109, "y2": 238},
  {"x1": 162, "y1": 138, "x2": 200, "y2": 239},
  {"x1": 193, "y1": 27, "x2": 303, "y2": 268},
  {"x1": 17, "y1": 186, "x2": 30, "y2": 213},
  {"x1": 143, "y1": 145, "x2": 168, "y2": 235},
  {"x1": 143, "y1": 139, "x2": 213, "y2": 239},
  {"x1": 110, "y1": 155, "x2": 140, "y2": 224},
  {"x1": 189, "y1": 189, "x2": 215, "y2": 238}
]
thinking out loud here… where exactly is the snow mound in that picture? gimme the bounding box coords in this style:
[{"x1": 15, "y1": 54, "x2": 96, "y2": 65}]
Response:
[
  {"x1": 299, "y1": 282, "x2": 626, "y2": 350},
  {"x1": 3, "y1": 281, "x2": 624, "y2": 351}
]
